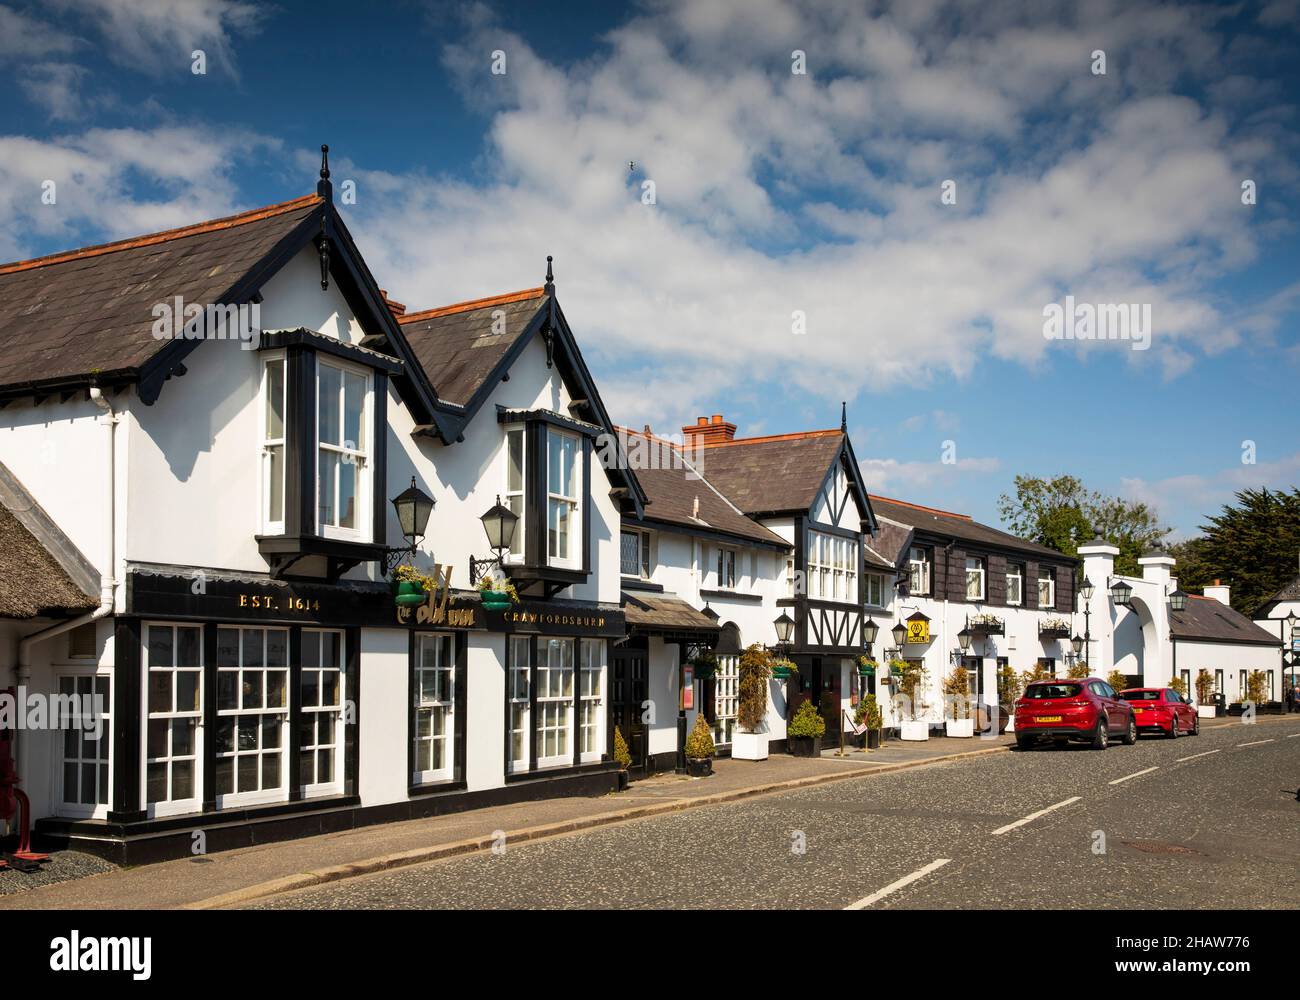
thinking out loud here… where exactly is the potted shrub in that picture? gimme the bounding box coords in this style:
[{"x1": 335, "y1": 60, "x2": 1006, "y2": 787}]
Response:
[
  {"x1": 1169, "y1": 676, "x2": 1189, "y2": 700},
  {"x1": 997, "y1": 662, "x2": 1021, "y2": 734},
  {"x1": 733, "y1": 643, "x2": 772, "y2": 761},
  {"x1": 1106, "y1": 669, "x2": 1128, "y2": 692},
  {"x1": 689, "y1": 649, "x2": 718, "y2": 680},
  {"x1": 857, "y1": 655, "x2": 877, "y2": 678},
  {"x1": 1066, "y1": 659, "x2": 1090, "y2": 679},
  {"x1": 1194, "y1": 669, "x2": 1216, "y2": 720},
  {"x1": 771, "y1": 658, "x2": 798, "y2": 681},
  {"x1": 477, "y1": 574, "x2": 520, "y2": 612},
  {"x1": 942, "y1": 665, "x2": 974, "y2": 738},
  {"x1": 1246, "y1": 670, "x2": 1271, "y2": 711},
  {"x1": 612, "y1": 725, "x2": 632, "y2": 790},
  {"x1": 895, "y1": 660, "x2": 929, "y2": 741},
  {"x1": 684, "y1": 714, "x2": 715, "y2": 776},
  {"x1": 787, "y1": 699, "x2": 825, "y2": 757},
  {"x1": 391, "y1": 563, "x2": 437, "y2": 608},
  {"x1": 856, "y1": 693, "x2": 883, "y2": 749}
]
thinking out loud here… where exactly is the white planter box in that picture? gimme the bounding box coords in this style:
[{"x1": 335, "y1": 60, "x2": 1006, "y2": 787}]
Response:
[
  {"x1": 1004, "y1": 715, "x2": 1015, "y2": 733},
  {"x1": 900, "y1": 720, "x2": 930, "y2": 741},
  {"x1": 732, "y1": 730, "x2": 769, "y2": 761},
  {"x1": 1197, "y1": 705, "x2": 1216, "y2": 720},
  {"x1": 945, "y1": 719, "x2": 974, "y2": 738}
]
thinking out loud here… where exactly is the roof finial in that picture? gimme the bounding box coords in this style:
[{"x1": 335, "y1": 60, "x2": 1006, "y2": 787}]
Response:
[
  {"x1": 317, "y1": 144, "x2": 332, "y2": 201},
  {"x1": 544, "y1": 254, "x2": 555, "y2": 295},
  {"x1": 840, "y1": 400, "x2": 847, "y2": 432}
]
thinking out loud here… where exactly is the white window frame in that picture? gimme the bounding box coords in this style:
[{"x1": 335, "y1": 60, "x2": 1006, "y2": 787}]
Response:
[
  {"x1": 316, "y1": 356, "x2": 372, "y2": 541},
  {"x1": 1038, "y1": 568, "x2": 1055, "y2": 608},
  {"x1": 142, "y1": 623, "x2": 204, "y2": 819},
  {"x1": 214, "y1": 626, "x2": 290, "y2": 809},
  {"x1": 504, "y1": 426, "x2": 526, "y2": 562},
  {"x1": 300, "y1": 628, "x2": 345, "y2": 798},
  {"x1": 260, "y1": 352, "x2": 287, "y2": 535},
  {"x1": 536, "y1": 638, "x2": 574, "y2": 767},
  {"x1": 966, "y1": 556, "x2": 985, "y2": 602},
  {"x1": 621, "y1": 528, "x2": 653, "y2": 580},
  {"x1": 716, "y1": 546, "x2": 737, "y2": 590},
  {"x1": 864, "y1": 572, "x2": 885, "y2": 608},
  {"x1": 808, "y1": 530, "x2": 858, "y2": 603},
  {"x1": 908, "y1": 546, "x2": 931, "y2": 596},
  {"x1": 712, "y1": 653, "x2": 739, "y2": 746},
  {"x1": 546, "y1": 428, "x2": 582, "y2": 569},
  {"x1": 53, "y1": 666, "x2": 112, "y2": 820},
  {"x1": 1006, "y1": 565, "x2": 1023, "y2": 606},
  {"x1": 413, "y1": 632, "x2": 456, "y2": 785},
  {"x1": 579, "y1": 639, "x2": 606, "y2": 763},
  {"x1": 508, "y1": 636, "x2": 531, "y2": 774}
]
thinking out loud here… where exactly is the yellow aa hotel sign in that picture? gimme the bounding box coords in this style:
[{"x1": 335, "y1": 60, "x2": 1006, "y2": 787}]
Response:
[{"x1": 906, "y1": 619, "x2": 930, "y2": 644}]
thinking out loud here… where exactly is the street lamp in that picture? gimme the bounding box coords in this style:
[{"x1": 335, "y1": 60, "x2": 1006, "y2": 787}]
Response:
[
  {"x1": 1071, "y1": 634, "x2": 1084, "y2": 656},
  {"x1": 1110, "y1": 579, "x2": 1133, "y2": 607},
  {"x1": 891, "y1": 622, "x2": 908, "y2": 649},
  {"x1": 1169, "y1": 588, "x2": 1188, "y2": 612},
  {"x1": 774, "y1": 611, "x2": 796, "y2": 647},
  {"x1": 382, "y1": 477, "x2": 436, "y2": 573},
  {"x1": 469, "y1": 495, "x2": 520, "y2": 582},
  {"x1": 863, "y1": 617, "x2": 879, "y2": 648},
  {"x1": 1079, "y1": 577, "x2": 1095, "y2": 601},
  {"x1": 956, "y1": 627, "x2": 972, "y2": 652}
]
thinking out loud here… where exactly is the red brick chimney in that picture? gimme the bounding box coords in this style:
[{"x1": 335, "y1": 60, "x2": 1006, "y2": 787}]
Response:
[
  {"x1": 380, "y1": 288, "x2": 406, "y2": 318},
  {"x1": 682, "y1": 414, "x2": 736, "y2": 446}
]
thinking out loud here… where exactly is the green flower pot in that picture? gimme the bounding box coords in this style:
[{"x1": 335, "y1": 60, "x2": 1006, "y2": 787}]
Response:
[
  {"x1": 480, "y1": 590, "x2": 512, "y2": 612},
  {"x1": 772, "y1": 665, "x2": 792, "y2": 680},
  {"x1": 858, "y1": 665, "x2": 876, "y2": 677},
  {"x1": 393, "y1": 580, "x2": 427, "y2": 608}
]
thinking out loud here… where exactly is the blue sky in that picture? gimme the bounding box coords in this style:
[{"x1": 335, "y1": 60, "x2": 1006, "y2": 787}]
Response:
[{"x1": 1, "y1": 0, "x2": 1297, "y2": 540}]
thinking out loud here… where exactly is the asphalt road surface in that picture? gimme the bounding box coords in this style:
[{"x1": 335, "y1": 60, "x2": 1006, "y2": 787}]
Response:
[{"x1": 248, "y1": 717, "x2": 1300, "y2": 910}]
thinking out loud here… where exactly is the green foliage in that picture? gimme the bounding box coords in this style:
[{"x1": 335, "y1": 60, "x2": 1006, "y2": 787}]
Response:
[
  {"x1": 393, "y1": 563, "x2": 438, "y2": 592},
  {"x1": 612, "y1": 725, "x2": 632, "y2": 771},
  {"x1": 996, "y1": 663, "x2": 1022, "y2": 707},
  {"x1": 1184, "y1": 488, "x2": 1300, "y2": 615},
  {"x1": 1195, "y1": 669, "x2": 1215, "y2": 706},
  {"x1": 684, "y1": 714, "x2": 716, "y2": 759},
  {"x1": 997, "y1": 474, "x2": 1169, "y2": 576},
  {"x1": 853, "y1": 693, "x2": 882, "y2": 729},
  {"x1": 1169, "y1": 676, "x2": 1188, "y2": 699},
  {"x1": 894, "y1": 660, "x2": 926, "y2": 720},
  {"x1": 1021, "y1": 661, "x2": 1051, "y2": 687},
  {"x1": 788, "y1": 699, "x2": 826, "y2": 738},
  {"x1": 1066, "y1": 659, "x2": 1090, "y2": 679},
  {"x1": 942, "y1": 665, "x2": 970, "y2": 720},
  {"x1": 1106, "y1": 669, "x2": 1128, "y2": 691},
  {"x1": 1246, "y1": 670, "x2": 1269, "y2": 705},
  {"x1": 736, "y1": 644, "x2": 772, "y2": 732},
  {"x1": 476, "y1": 575, "x2": 520, "y2": 602}
]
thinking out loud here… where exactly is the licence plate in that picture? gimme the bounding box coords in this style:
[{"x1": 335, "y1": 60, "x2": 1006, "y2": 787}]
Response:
[{"x1": 1037, "y1": 715, "x2": 1062, "y2": 723}]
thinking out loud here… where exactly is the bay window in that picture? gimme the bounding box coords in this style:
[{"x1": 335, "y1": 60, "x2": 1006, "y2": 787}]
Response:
[
  {"x1": 966, "y1": 556, "x2": 985, "y2": 602},
  {"x1": 807, "y1": 530, "x2": 858, "y2": 602},
  {"x1": 505, "y1": 427, "x2": 526, "y2": 559},
  {"x1": 261, "y1": 356, "x2": 286, "y2": 533},
  {"x1": 547, "y1": 428, "x2": 581, "y2": 567},
  {"x1": 1038, "y1": 568, "x2": 1055, "y2": 608},
  {"x1": 317, "y1": 359, "x2": 370, "y2": 537}
]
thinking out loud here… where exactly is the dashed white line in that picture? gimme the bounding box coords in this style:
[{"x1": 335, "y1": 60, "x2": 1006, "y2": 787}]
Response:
[
  {"x1": 1287, "y1": 733, "x2": 1300, "y2": 739},
  {"x1": 1109, "y1": 766, "x2": 1159, "y2": 785},
  {"x1": 1176, "y1": 750, "x2": 1220, "y2": 762},
  {"x1": 845, "y1": 858, "x2": 952, "y2": 910},
  {"x1": 990, "y1": 796, "x2": 1082, "y2": 836},
  {"x1": 1237, "y1": 739, "x2": 1275, "y2": 747}
]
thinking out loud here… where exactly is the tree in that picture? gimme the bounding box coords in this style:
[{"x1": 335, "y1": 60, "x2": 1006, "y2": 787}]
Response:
[
  {"x1": 1167, "y1": 536, "x2": 1213, "y2": 594},
  {"x1": 997, "y1": 474, "x2": 1169, "y2": 576},
  {"x1": 1189, "y1": 488, "x2": 1300, "y2": 615}
]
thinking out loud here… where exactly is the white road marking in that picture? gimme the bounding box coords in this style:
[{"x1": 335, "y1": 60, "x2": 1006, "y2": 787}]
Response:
[
  {"x1": 844, "y1": 858, "x2": 951, "y2": 910},
  {"x1": 1109, "y1": 766, "x2": 1159, "y2": 785},
  {"x1": 1176, "y1": 750, "x2": 1220, "y2": 762},
  {"x1": 1287, "y1": 733, "x2": 1300, "y2": 739},
  {"x1": 990, "y1": 796, "x2": 1082, "y2": 836},
  {"x1": 1237, "y1": 739, "x2": 1275, "y2": 747}
]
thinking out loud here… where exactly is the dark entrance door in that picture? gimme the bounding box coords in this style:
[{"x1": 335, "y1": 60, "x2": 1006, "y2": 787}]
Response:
[
  {"x1": 816, "y1": 657, "x2": 841, "y2": 743},
  {"x1": 611, "y1": 642, "x2": 649, "y2": 775}
]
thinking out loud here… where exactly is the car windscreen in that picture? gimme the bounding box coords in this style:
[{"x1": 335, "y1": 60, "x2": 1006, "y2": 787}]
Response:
[
  {"x1": 1118, "y1": 690, "x2": 1161, "y2": 701},
  {"x1": 1024, "y1": 683, "x2": 1081, "y2": 699}
]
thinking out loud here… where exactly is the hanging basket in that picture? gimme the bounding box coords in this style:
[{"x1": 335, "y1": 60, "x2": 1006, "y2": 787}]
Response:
[
  {"x1": 858, "y1": 662, "x2": 876, "y2": 677},
  {"x1": 480, "y1": 590, "x2": 513, "y2": 612},
  {"x1": 772, "y1": 663, "x2": 793, "y2": 680},
  {"x1": 393, "y1": 580, "x2": 428, "y2": 608}
]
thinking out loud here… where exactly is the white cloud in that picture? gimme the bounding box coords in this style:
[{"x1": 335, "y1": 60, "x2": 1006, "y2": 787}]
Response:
[
  {"x1": 0, "y1": 4, "x2": 79, "y2": 58},
  {"x1": 859, "y1": 455, "x2": 1002, "y2": 496}
]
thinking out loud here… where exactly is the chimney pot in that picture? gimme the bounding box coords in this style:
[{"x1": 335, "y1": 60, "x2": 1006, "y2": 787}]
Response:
[
  {"x1": 682, "y1": 412, "x2": 737, "y2": 447},
  {"x1": 711, "y1": 414, "x2": 723, "y2": 424}
]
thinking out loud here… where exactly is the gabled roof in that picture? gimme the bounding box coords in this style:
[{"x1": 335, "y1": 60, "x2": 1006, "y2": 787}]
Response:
[
  {"x1": 398, "y1": 288, "x2": 547, "y2": 408},
  {"x1": 869, "y1": 494, "x2": 1075, "y2": 564},
  {"x1": 616, "y1": 429, "x2": 789, "y2": 549},
  {"x1": 1255, "y1": 573, "x2": 1300, "y2": 618},
  {"x1": 692, "y1": 429, "x2": 868, "y2": 520},
  {"x1": 1171, "y1": 595, "x2": 1280, "y2": 647},
  {"x1": 0, "y1": 461, "x2": 99, "y2": 619}
]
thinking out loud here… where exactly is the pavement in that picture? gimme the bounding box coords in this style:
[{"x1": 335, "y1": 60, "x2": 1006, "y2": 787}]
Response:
[
  {"x1": 235, "y1": 714, "x2": 1300, "y2": 910},
  {"x1": 0, "y1": 730, "x2": 1013, "y2": 910}
]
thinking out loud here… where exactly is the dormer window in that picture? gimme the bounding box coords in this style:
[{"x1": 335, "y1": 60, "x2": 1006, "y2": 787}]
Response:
[{"x1": 317, "y1": 358, "x2": 370, "y2": 538}]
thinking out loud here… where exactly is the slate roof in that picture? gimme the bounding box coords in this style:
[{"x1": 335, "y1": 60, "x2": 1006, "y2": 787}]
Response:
[
  {"x1": 866, "y1": 517, "x2": 913, "y2": 569},
  {"x1": 622, "y1": 592, "x2": 720, "y2": 634},
  {"x1": 0, "y1": 505, "x2": 98, "y2": 619},
  {"x1": 869, "y1": 494, "x2": 1074, "y2": 564},
  {"x1": 691, "y1": 430, "x2": 847, "y2": 516},
  {"x1": 0, "y1": 195, "x2": 322, "y2": 393},
  {"x1": 398, "y1": 289, "x2": 548, "y2": 407},
  {"x1": 629, "y1": 459, "x2": 789, "y2": 548},
  {"x1": 1255, "y1": 573, "x2": 1300, "y2": 617},
  {"x1": 1170, "y1": 595, "x2": 1281, "y2": 646}
]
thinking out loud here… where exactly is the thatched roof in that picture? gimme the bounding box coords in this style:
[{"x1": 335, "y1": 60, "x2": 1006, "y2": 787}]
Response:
[{"x1": 0, "y1": 504, "x2": 99, "y2": 618}]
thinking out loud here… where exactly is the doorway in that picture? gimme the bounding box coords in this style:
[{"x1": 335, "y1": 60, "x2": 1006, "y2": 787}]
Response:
[{"x1": 610, "y1": 641, "x2": 649, "y2": 775}]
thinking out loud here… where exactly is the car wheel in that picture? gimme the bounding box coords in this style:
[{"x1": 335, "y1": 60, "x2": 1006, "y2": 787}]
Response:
[
  {"x1": 1168, "y1": 716, "x2": 1179, "y2": 739},
  {"x1": 1190, "y1": 714, "x2": 1199, "y2": 736},
  {"x1": 1015, "y1": 734, "x2": 1034, "y2": 750},
  {"x1": 1122, "y1": 715, "x2": 1138, "y2": 745},
  {"x1": 1090, "y1": 718, "x2": 1108, "y2": 751}
]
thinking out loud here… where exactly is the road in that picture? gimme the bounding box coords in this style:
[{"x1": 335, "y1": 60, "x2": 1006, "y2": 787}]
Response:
[{"x1": 247, "y1": 717, "x2": 1300, "y2": 909}]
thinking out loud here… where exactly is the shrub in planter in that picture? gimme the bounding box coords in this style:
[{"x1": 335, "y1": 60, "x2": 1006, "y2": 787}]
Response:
[
  {"x1": 684, "y1": 714, "x2": 715, "y2": 776},
  {"x1": 856, "y1": 655, "x2": 878, "y2": 677},
  {"x1": 1195, "y1": 669, "x2": 1215, "y2": 706},
  {"x1": 1169, "y1": 675, "x2": 1189, "y2": 700},
  {"x1": 1106, "y1": 669, "x2": 1128, "y2": 692},
  {"x1": 942, "y1": 665, "x2": 974, "y2": 737},
  {"x1": 855, "y1": 694, "x2": 883, "y2": 749},
  {"x1": 788, "y1": 699, "x2": 825, "y2": 757},
  {"x1": 391, "y1": 563, "x2": 438, "y2": 607},
  {"x1": 1246, "y1": 670, "x2": 1269, "y2": 706},
  {"x1": 613, "y1": 725, "x2": 632, "y2": 771},
  {"x1": 733, "y1": 644, "x2": 773, "y2": 760},
  {"x1": 1066, "y1": 659, "x2": 1090, "y2": 679}
]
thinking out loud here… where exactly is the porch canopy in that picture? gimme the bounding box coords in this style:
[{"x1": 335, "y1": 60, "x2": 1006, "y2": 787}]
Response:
[{"x1": 622, "y1": 593, "x2": 720, "y2": 644}]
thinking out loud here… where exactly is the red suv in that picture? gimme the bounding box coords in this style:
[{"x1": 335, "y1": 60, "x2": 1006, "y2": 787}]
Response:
[
  {"x1": 1118, "y1": 687, "x2": 1199, "y2": 738},
  {"x1": 1014, "y1": 677, "x2": 1137, "y2": 750}
]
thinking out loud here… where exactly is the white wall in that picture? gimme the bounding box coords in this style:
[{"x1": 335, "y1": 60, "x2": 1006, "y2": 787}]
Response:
[{"x1": 357, "y1": 628, "x2": 409, "y2": 806}]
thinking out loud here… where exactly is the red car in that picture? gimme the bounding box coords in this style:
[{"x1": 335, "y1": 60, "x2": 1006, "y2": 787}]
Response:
[
  {"x1": 1014, "y1": 677, "x2": 1137, "y2": 750},
  {"x1": 1118, "y1": 687, "x2": 1199, "y2": 738}
]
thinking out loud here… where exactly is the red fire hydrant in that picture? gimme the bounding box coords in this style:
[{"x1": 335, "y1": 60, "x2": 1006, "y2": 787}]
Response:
[{"x1": 1, "y1": 687, "x2": 49, "y2": 868}]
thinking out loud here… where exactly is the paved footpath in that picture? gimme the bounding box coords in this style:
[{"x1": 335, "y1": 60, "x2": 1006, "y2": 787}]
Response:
[
  {"x1": 240, "y1": 715, "x2": 1300, "y2": 910},
  {"x1": 0, "y1": 731, "x2": 1013, "y2": 909}
]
